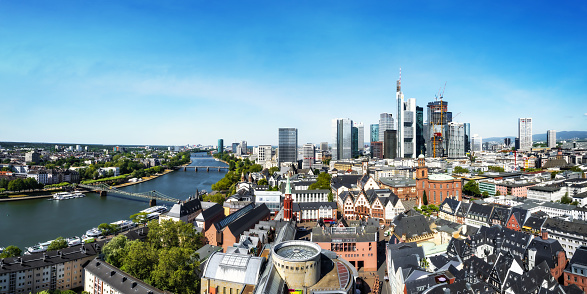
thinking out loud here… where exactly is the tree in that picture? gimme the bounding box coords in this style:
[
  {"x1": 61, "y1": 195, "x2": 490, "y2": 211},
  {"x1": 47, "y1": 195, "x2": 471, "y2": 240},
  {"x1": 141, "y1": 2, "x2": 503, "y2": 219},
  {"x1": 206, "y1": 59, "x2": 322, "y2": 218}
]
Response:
[
  {"x1": 0, "y1": 245, "x2": 21, "y2": 258},
  {"x1": 268, "y1": 166, "x2": 279, "y2": 175},
  {"x1": 121, "y1": 240, "x2": 159, "y2": 282},
  {"x1": 257, "y1": 178, "x2": 268, "y2": 186},
  {"x1": 7, "y1": 178, "x2": 24, "y2": 191},
  {"x1": 150, "y1": 247, "x2": 200, "y2": 294},
  {"x1": 313, "y1": 169, "x2": 320, "y2": 175},
  {"x1": 488, "y1": 166, "x2": 505, "y2": 173},
  {"x1": 309, "y1": 173, "x2": 331, "y2": 190},
  {"x1": 147, "y1": 220, "x2": 202, "y2": 251},
  {"x1": 482, "y1": 191, "x2": 489, "y2": 197},
  {"x1": 103, "y1": 235, "x2": 130, "y2": 268},
  {"x1": 47, "y1": 237, "x2": 68, "y2": 251},
  {"x1": 423, "y1": 191, "x2": 428, "y2": 205},
  {"x1": 453, "y1": 166, "x2": 469, "y2": 174},
  {"x1": 327, "y1": 191, "x2": 334, "y2": 202},
  {"x1": 130, "y1": 212, "x2": 149, "y2": 224},
  {"x1": 495, "y1": 190, "x2": 501, "y2": 196},
  {"x1": 462, "y1": 180, "x2": 481, "y2": 197},
  {"x1": 561, "y1": 192, "x2": 573, "y2": 205},
  {"x1": 98, "y1": 223, "x2": 118, "y2": 235}
]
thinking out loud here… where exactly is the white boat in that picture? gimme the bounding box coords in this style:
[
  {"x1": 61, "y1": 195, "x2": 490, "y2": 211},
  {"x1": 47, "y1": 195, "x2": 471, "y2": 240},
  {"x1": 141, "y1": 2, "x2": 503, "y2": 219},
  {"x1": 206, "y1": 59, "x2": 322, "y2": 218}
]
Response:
[
  {"x1": 26, "y1": 245, "x2": 47, "y2": 254},
  {"x1": 0, "y1": 247, "x2": 4, "y2": 254},
  {"x1": 72, "y1": 191, "x2": 85, "y2": 198},
  {"x1": 38, "y1": 240, "x2": 54, "y2": 247},
  {"x1": 110, "y1": 220, "x2": 136, "y2": 232},
  {"x1": 83, "y1": 228, "x2": 102, "y2": 238},
  {"x1": 67, "y1": 236, "x2": 82, "y2": 246},
  {"x1": 140, "y1": 206, "x2": 168, "y2": 214},
  {"x1": 146, "y1": 212, "x2": 161, "y2": 220}
]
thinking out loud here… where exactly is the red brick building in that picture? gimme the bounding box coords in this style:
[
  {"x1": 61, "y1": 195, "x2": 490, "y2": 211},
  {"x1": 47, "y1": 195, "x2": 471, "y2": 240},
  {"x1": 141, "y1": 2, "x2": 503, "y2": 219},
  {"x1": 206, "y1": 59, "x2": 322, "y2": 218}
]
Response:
[
  {"x1": 415, "y1": 155, "x2": 462, "y2": 205},
  {"x1": 564, "y1": 245, "x2": 587, "y2": 291}
]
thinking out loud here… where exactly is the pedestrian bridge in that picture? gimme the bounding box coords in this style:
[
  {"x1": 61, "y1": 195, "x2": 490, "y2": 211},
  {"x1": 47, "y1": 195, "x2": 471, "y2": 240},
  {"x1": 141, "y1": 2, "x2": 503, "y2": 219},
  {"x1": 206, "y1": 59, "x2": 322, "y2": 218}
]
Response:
[
  {"x1": 181, "y1": 166, "x2": 229, "y2": 172},
  {"x1": 76, "y1": 183, "x2": 179, "y2": 204}
]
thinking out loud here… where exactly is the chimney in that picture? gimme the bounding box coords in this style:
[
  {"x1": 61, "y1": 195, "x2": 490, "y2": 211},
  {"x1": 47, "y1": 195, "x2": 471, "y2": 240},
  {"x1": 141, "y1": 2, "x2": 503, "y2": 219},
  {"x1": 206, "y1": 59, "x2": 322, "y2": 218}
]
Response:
[{"x1": 541, "y1": 231, "x2": 548, "y2": 240}]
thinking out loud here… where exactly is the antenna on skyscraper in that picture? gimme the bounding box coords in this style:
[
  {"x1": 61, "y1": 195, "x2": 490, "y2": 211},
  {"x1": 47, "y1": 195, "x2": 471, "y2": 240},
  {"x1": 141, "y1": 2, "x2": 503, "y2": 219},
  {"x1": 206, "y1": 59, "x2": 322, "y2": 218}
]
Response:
[{"x1": 397, "y1": 67, "x2": 402, "y2": 92}]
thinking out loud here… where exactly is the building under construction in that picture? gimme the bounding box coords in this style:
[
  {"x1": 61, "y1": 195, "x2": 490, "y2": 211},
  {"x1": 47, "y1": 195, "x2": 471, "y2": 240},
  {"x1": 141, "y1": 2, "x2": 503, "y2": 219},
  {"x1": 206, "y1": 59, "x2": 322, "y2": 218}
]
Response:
[{"x1": 426, "y1": 100, "x2": 453, "y2": 157}]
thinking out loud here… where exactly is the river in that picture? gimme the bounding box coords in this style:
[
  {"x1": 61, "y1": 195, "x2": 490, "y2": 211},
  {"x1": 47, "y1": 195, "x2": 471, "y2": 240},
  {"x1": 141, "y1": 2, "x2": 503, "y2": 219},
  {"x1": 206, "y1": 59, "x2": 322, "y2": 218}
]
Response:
[{"x1": 0, "y1": 153, "x2": 227, "y2": 250}]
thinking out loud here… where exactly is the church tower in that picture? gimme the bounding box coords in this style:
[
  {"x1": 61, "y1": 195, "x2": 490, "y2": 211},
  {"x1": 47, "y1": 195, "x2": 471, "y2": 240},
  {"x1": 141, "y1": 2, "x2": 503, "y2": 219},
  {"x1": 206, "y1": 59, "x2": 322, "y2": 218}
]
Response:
[
  {"x1": 416, "y1": 154, "x2": 429, "y2": 206},
  {"x1": 283, "y1": 175, "x2": 293, "y2": 221}
]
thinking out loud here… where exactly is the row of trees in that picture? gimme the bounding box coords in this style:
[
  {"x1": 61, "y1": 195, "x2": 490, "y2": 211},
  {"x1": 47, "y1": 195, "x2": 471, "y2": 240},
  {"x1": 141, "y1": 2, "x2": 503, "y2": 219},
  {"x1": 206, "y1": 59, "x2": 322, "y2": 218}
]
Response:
[
  {"x1": 211, "y1": 153, "x2": 263, "y2": 196},
  {"x1": 0, "y1": 177, "x2": 43, "y2": 192},
  {"x1": 101, "y1": 220, "x2": 202, "y2": 293}
]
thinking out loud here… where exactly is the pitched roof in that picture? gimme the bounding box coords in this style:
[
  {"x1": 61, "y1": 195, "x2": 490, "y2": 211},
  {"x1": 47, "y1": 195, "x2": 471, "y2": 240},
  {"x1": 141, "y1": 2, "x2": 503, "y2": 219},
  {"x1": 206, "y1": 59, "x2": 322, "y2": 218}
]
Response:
[
  {"x1": 226, "y1": 204, "x2": 271, "y2": 237},
  {"x1": 84, "y1": 259, "x2": 168, "y2": 294},
  {"x1": 523, "y1": 215, "x2": 547, "y2": 230},
  {"x1": 528, "y1": 236, "x2": 565, "y2": 269},
  {"x1": 543, "y1": 218, "x2": 587, "y2": 236},
  {"x1": 567, "y1": 245, "x2": 587, "y2": 267},
  {"x1": 392, "y1": 214, "x2": 433, "y2": 239},
  {"x1": 166, "y1": 197, "x2": 202, "y2": 218}
]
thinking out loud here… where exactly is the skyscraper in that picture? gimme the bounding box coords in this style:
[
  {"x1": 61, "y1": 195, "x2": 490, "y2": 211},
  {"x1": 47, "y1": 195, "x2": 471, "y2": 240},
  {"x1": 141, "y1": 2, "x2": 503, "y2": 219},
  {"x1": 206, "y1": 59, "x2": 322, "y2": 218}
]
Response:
[
  {"x1": 398, "y1": 97, "x2": 416, "y2": 158},
  {"x1": 446, "y1": 122, "x2": 465, "y2": 158},
  {"x1": 257, "y1": 145, "x2": 272, "y2": 163},
  {"x1": 518, "y1": 118, "x2": 533, "y2": 151},
  {"x1": 353, "y1": 122, "x2": 364, "y2": 152},
  {"x1": 320, "y1": 142, "x2": 328, "y2": 151},
  {"x1": 547, "y1": 130, "x2": 556, "y2": 148},
  {"x1": 396, "y1": 72, "x2": 405, "y2": 158},
  {"x1": 464, "y1": 123, "x2": 471, "y2": 154},
  {"x1": 370, "y1": 124, "x2": 379, "y2": 143},
  {"x1": 278, "y1": 128, "x2": 298, "y2": 164},
  {"x1": 384, "y1": 130, "x2": 397, "y2": 159},
  {"x1": 379, "y1": 113, "x2": 393, "y2": 142},
  {"x1": 332, "y1": 118, "x2": 353, "y2": 160},
  {"x1": 217, "y1": 139, "x2": 224, "y2": 154},
  {"x1": 302, "y1": 143, "x2": 316, "y2": 169},
  {"x1": 351, "y1": 126, "x2": 359, "y2": 158},
  {"x1": 426, "y1": 100, "x2": 452, "y2": 157},
  {"x1": 416, "y1": 106, "x2": 425, "y2": 157},
  {"x1": 231, "y1": 142, "x2": 239, "y2": 153}
]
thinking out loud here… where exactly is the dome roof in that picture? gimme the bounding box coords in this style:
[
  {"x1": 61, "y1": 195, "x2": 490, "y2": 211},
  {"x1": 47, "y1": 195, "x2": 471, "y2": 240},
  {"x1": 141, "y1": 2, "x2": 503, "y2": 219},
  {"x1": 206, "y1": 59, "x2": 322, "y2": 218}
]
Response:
[{"x1": 418, "y1": 154, "x2": 425, "y2": 159}]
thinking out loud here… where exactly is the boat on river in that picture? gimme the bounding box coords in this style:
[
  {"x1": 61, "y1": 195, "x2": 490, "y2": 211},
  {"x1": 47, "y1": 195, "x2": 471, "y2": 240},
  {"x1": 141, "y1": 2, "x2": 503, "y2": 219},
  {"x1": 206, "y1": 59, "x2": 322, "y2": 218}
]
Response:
[
  {"x1": 67, "y1": 236, "x2": 82, "y2": 246},
  {"x1": 26, "y1": 245, "x2": 47, "y2": 254}
]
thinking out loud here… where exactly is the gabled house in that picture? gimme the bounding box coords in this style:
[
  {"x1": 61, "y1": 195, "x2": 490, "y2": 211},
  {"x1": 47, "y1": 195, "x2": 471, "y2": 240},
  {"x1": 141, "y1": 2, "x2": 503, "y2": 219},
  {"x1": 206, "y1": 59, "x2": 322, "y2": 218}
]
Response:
[
  {"x1": 438, "y1": 197, "x2": 461, "y2": 223},
  {"x1": 506, "y1": 207, "x2": 530, "y2": 232},
  {"x1": 465, "y1": 203, "x2": 494, "y2": 228}
]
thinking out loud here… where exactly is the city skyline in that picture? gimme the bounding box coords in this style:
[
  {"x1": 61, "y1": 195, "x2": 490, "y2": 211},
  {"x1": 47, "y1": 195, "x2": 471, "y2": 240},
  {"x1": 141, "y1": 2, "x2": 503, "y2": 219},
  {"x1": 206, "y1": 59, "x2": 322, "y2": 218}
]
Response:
[{"x1": 1, "y1": 1, "x2": 586, "y2": 146}]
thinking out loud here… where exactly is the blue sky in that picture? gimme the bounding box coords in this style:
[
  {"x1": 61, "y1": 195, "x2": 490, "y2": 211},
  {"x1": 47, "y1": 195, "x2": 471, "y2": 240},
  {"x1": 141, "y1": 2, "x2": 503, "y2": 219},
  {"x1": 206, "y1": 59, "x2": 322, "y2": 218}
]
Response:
[{"x1": 1, "y1": 0, "x2": 586, "y2": 146}]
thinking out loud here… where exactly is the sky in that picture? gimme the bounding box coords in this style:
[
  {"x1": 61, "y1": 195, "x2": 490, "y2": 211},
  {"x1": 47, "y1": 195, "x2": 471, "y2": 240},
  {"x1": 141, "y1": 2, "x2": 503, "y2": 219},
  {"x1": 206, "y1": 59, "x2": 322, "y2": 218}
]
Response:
[{"x1": 1, "y1": 0, "x2": 586, "y2": 146}]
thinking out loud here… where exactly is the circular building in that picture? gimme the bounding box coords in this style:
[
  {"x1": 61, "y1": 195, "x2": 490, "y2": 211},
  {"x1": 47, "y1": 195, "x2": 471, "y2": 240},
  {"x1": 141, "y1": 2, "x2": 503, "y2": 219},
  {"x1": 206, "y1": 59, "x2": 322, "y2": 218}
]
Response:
[{"x1": 272, "y1": 240, "x2": 322, "y2": 289}]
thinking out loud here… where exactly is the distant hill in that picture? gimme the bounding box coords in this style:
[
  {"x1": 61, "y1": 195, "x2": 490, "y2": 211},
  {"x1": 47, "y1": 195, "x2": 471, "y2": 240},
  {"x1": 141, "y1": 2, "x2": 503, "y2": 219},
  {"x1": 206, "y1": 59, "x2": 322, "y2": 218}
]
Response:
[{"x1": 485, "y1": 131, "x2": 587, "y2": 143}]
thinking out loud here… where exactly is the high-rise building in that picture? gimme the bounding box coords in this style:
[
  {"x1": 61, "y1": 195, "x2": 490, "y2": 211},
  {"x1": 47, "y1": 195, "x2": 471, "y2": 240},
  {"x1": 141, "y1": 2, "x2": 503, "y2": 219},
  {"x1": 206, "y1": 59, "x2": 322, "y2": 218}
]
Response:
[
  {"x1": 278, "y1": 128, "x2": 298, "y2": 164},
  {"x1": 504, "y1": 138, "x2": 511, "y2": 147},
  {"x1": 464, "y1": 123, "x2": 471, "y2": 154},
  {"x1": 302, "y1": 143, "x2": 316, "y2": 169},
  {"x1": 236, "y1": 141, "x2": 248, "y2": 155},
  {"x1": 353, "y1": 122, "x2": 364, "y2": 151},
  {"x1": 398, "y1": 97, "x2": 416, "y2": 158},
  {"x1": 379, "y1": 113, "x2": 393, "y2": 142},
  {"x1": 370, "y1": 124, "x2": 379, "y2": 143},
  {"x1": 396, "y1": 73, "x2": 405, "y2": 158},
  {"x1": 351, "y1": 126, "x2": 359, "y2": 158},
  {"x1": 547, "y1": 130, "x2": 557, "y2": 148},
  {"x1": 256, "y1": 145, "x2": 272, "y2": 163},
  {"x1": 426, "y1": 101, "x2": 452, "y2": 157},
  {"x1": 217, "y1": 139, "x2": 224, "y2": 154},
  {"x1": 231, "y1": 142, "x2": 239, "y2": 153},
  {"x1": 416, "y1": 106, "x2": 425, "y2": 157},
  {"x1": 320, "y1": 142, "x2": 328, "y2": 151},
  {"x1": 518, "y1": 118, "x2": 533, "y2": 151},
  {"x1": 371, "y1": 141, "x2": 383, "y2": 159},
  {"x1": 332, "y1": 118, "x2": 353, "y2": 160},
  {"x1": 471, "y1": 134, "x2": 482, "y2": 152},
  {"x1": 384, "y1": 130, "x2": 397, "y2": 159},
  {"x1": 446, "y1": 122, "x2": 465, "y2": 158}
]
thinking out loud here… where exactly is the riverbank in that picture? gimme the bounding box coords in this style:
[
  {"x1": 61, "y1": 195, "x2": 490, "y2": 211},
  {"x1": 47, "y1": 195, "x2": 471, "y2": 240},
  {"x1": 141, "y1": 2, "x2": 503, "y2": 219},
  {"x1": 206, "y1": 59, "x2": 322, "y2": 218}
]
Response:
[
  {"x1": 113, "y1": 169, "x2": 175, "y2": 188},
  {"x1": 0, "y1": 194, "x2": 53, "y2": 202}
]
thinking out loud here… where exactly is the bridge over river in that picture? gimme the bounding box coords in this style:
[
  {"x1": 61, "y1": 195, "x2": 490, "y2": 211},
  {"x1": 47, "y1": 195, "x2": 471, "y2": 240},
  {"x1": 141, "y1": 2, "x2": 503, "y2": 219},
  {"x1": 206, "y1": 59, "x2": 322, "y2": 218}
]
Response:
[
  {"x1": 180, "y1": 166, "x2": 229, "y2": 172},
  {"x1": 76, "y1": 183, "x2": 180, "y2": 206}
]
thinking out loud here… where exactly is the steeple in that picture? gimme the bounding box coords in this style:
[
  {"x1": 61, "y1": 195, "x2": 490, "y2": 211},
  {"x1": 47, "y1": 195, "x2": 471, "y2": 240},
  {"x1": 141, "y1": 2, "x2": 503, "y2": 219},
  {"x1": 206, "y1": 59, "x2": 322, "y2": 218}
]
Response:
[
  {"x1": 284, "y1": 175, "x2": 293, "y2": 221},
  {"x1": 285, "y1": 174, "x2": 291, "y2": 195}
]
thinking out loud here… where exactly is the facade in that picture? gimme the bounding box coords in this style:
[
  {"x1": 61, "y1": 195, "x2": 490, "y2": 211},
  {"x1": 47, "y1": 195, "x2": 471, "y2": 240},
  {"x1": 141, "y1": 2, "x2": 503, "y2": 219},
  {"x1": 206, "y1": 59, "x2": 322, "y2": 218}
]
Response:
[
  {"x1": 301, "y1": 143, "x2": 315, "y2": 169},
  {"x1": 518, "y1": 118, "x2": 533, "y2": 151},
  {"x1": 427, "y1": 101, "x2": 452, "y2": 158},
  {"x1": 217, "y1": 139, "x2": 224, "y2": 154},
  {"x1": 84, "y1": 259, "x2": 166, "y2": 294},
  {"x1": 384, "y1": 130, "x2": 397, "y2": 159},
  {"x1": 291, "y1": 189, "x2": 329, "y2": 202},
  {"x1": 415, "y1": 155, "x2": 462, "y2": 206},
  {"x1": 527, "y1": 185, "x2": 565, "y2": 202},
  {"x1": 231, "y1": 142, "x2": 239, "y2": 154},
  {"x1": 160, "y1": 196, "x2": 202, "y2": 224},
  {"x1": 398, "y1": 97, "x2": 416, "y2": 159},
  {"x1": 464, "y1": 122, "x2": 471, "y2": 154},
  {"x1": 25, "y1": 151, "x2": 40, "y2": 164},
  {"x1": 206, "y1": 203, "x2": 271, "y2": 251},
  {"x1": 332, "y1": 118, "x2": 353, "y2": 161},
  {"x1": 292, "y1": 202, "x2": 337, "y2": 222},
  {"x1": 416, "y1": 106, "x2": 425, "y2": 157},
  {"x1": 351, "y1": 126, "x2": 359, "y2": 158},
  {"x1": 254, "y1": 191, "x2": 282, "y2": 215},
  {"x1": 547, "y1": 130, "x2": 557, "y2": 148},
  {"x1": 563, "y1": 245, "x2": 587, "y2": 291},
  {"x1": 379, "y1": 113, "x2": 393, "y2": 142},
  {"x1": 446, "y1": 122, "x2": 465, "y2": 158},
  {"x1": 543, "y1": 218, "x2": 587, "y2": 257},
  {"x1": 371, "y1": 141, "x2": 383, "y2": 159},
  {"x1": 353, "y1": 122, "x2": 364, "y2": 151},
  {"x1": 278, "y1": 128, "x2": 297, "y2": 164},
  {"x1": 312, "y1": 225, "x2": 378, "y2": 271},
  {"x1": 0, "y1": 242, "x2": 102, "y2": 294},
  {"x1": 370, "y1": 124, "x2": 379, "y2": 143},
  {"x1": 256, "y1": 145, "x2": 272, "y2": 164}
]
